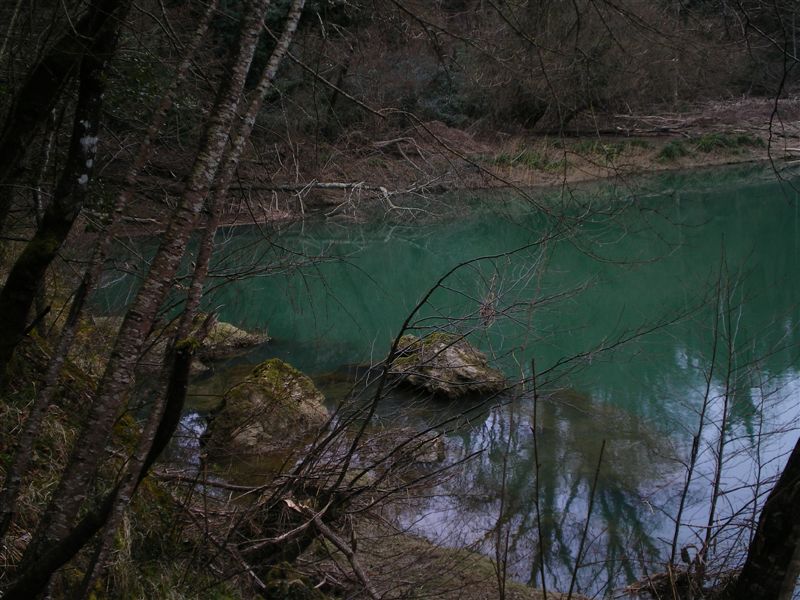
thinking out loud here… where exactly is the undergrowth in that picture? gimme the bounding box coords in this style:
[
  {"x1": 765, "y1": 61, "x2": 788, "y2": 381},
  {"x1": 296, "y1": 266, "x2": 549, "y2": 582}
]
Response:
[{"x1": 492, "y1": 146, "x2": 565, "y2": 172}]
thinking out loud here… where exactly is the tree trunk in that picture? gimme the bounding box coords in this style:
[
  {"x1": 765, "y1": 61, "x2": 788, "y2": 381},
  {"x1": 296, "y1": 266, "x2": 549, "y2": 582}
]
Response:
[
  {"x1": 1, "y1": 341, "x2": 198, "y2": 600},
  {"x1": 730, "y1": 436, "x2": 800, "y2": 600},
  {"x1": 74, "y1": 3, "x2": 305, "y2": 587},
  {"x1": 0, "y1": 0, "x2": 125, "y2": 232},
  {"x1": 0, "y1": 0, "x2": 128, "y2": 386},
  {"x1": 15, "y1": 0, "x2": 271, "y2": 573},
  {"x1": 0, "y1": 0, "x2": 218, "y2": 542}
]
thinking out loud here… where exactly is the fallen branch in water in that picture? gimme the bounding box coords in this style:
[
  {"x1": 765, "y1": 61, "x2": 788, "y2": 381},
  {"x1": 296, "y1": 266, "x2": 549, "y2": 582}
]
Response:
[{"x1": 230, "y1": 181, "x2": 390, "y2": 195}]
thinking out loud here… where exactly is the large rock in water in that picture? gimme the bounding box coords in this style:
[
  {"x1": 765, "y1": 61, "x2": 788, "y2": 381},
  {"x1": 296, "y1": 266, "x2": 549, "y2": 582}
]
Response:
[
  {"x1": 390, "y1": 333, "x2": 506, "y2": 398},
  {"x1": 197, "y1": 317, "x2": 269, "y2": 361},
  {"x1": 72, "y1": 315, "x2": 268, "y2": 377},
  {"x1": 203, "y1": 358, "x2": 328, "y2": 458}
]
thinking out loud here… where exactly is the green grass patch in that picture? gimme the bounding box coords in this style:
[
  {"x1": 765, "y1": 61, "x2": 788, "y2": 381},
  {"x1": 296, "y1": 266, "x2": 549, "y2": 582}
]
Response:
[
  {"x1": 492, "y1": 147, "x2": 564, "y2": 172},
  {"x1": 694, "y1": 132, "x2": 765, "y2": 153},
  {"x1": 629, "y1": 138, "x2": 653, "y2": 149},
  {"x1": 657, "y1": 140, "x2": 692, "y2": 161},
  {"x1": 572, "y1": 140, "x2": 631, "y2": 162},
  {"x1": 658, "y1": 132, "x2": 764, "y2": 161}
]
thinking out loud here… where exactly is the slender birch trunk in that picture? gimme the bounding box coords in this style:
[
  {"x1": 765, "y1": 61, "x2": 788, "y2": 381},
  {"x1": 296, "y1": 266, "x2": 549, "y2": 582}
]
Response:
[
  {"x1": 16, "y1": 0, "x2": 273, "y2": 573},
  {"x1": 76, "y1": 2, "x2": 305, "y2": 589},
  {"x1": 0, "y1": 0, "x2": 219, "y2": 543}
]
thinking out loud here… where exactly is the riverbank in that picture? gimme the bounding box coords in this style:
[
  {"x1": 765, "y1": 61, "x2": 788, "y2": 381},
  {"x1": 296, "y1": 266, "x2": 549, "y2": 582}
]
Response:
[
  {"x1": 242, "y1": 97, "x2": 800, "y2": 216},
  {"x1": 107, "y1": 95, "x2": 800, "y2": 230},
  {"x1": 6, "y1": 95, "x2": 792, "y2": 598},
  {"x1": 0, "y1": 327, "x2": 578, "y2": 599},
  {"x1": 315, "y1": 98, "x2": 795, "y2": 192}
]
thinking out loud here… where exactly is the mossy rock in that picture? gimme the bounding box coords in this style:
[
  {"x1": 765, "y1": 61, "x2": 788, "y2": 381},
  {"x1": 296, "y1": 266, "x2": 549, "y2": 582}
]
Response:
[
  {"x1": 203, "y1": 359, "x2": 328, "y2": 459},
  {"x1": 155, "y1": 314, "x2": 267, "y2": 366},
  {"x1": 73, "y1": 314, "x2": 267, "y2": 377},
  {"x1": 391, "y1": 333, "x2": 505, "y2": 399},
  {"x1": 196, "y1": 315, "x2": 269, "y2": 361}
]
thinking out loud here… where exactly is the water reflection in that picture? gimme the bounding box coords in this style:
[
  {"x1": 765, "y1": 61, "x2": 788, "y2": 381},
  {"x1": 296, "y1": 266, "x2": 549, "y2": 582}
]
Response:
[
  {"x1": 389, "y1": 387, "x2": 674, "y2": 596},
  {"x1": 100, "y1": 165, "x2": 800, "y2": 595}
]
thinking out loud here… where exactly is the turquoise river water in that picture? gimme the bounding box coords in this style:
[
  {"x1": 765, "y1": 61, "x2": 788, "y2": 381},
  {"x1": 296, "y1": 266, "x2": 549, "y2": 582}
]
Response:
[{"x1": 101, "y1": 164, "x2": 800, "y2": 596}]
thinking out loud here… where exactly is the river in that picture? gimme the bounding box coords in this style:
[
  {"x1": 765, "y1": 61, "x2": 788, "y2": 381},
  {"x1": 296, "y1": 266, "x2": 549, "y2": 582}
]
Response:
[{"x1": 100, "y1": 164, "x2": 800, "y2": 596}]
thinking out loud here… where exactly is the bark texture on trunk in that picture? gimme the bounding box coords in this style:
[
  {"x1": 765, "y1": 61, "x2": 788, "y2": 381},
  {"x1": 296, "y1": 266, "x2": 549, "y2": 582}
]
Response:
[
  {"x1": 78, "y1": 3, "x2": 304, "y2": 585},
  {"x1": 0, "y1": 0, "x2": 128, "y2": 385},
  {"x1": 16, "y1": 0, "x2": 272, "y2": 573},
  {"x1": 0, "y1": 0, "x2": 219, "y2": 543},
  {"x1": 0, "y1": 0, "x2": 125, "y2": 231},
  {"x1": 1, "y1": 341, "x2": 197, "y2": 600},
  {"x1": 731, "y1": 437, "x2": 800, "y2": 600}
]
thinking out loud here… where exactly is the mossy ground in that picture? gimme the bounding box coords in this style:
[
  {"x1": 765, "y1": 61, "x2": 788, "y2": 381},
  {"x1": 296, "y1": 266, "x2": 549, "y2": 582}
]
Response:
[
  {"x1": 313, "y1": 521, "x2": 582, "y2": 600},
  {"x1": 0, "y1": 338, "x2": 253, "y2": 599}
]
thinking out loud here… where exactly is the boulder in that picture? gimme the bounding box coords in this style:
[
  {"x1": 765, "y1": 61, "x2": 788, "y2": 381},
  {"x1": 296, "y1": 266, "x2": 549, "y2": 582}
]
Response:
[
  {"x1": 74, "y1": 315, "x2": 267, "y2": 376},
  {"x1": 203, "y1": 358, "x2": 328, "y2": 458},
  {"x1": 390, "y1": 333, "x2": 505, "y2": 398},
  {"x1": 198, "y1": 318, "x2": 269, "y2": 361}
]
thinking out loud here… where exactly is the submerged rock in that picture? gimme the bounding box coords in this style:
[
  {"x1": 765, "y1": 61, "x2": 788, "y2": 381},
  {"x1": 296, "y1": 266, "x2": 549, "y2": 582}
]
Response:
[
  {"x1": 203, "y1": 358, "x2": 328, "y2": 459},
  {"x1": 198, "y1": 317, "x2": 269, "y2": 361},
  {"x1": 390, "y1": 427, "x2": 446, "y2": 464},
  {"x1": 73, "y1": 315, "x2": 267, "y2": 377},
  {"x1": 390, "y1": 333, "x2": 506, "y2": 399},
  {"x1": 360, "y1": 426, "x2": 447, "y2": 469}
]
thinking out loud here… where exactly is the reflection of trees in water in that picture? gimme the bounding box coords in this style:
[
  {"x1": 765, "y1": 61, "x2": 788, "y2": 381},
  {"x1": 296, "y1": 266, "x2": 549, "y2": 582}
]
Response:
[
  {"x1": 415, "y1": 388, "x2": 674, "y2": 595},
  {"x1": 147, "y1": 174, "x2": 799, "y2": 596}
]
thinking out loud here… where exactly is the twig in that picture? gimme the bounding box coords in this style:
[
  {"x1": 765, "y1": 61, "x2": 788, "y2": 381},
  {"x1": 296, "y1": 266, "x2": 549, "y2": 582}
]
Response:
[
  {"x1": 567, "y1": 439, "x2": 606, "y2": 600},
  {"x1": 312, "y1": 514, "x2": 380, "y2": 600},
  {"x1": 240, "y1": 499, "x2": 331, "y2": 555},
  {"x1": 669, "y1": 263, "x2": 724, "y2": 565},
  {"x1": 231, "y1": 181, "x2": 390, "y2": 195},
  {"x1": 531, "y1": 358, "x2": 548, "y2": 599}
]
